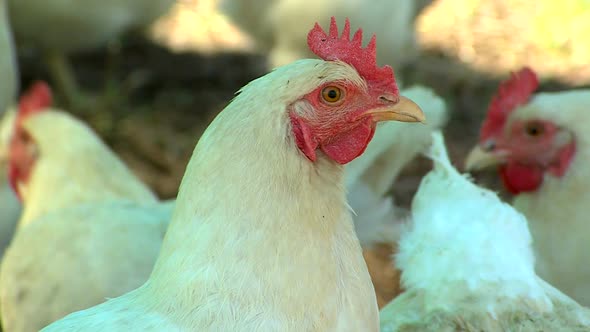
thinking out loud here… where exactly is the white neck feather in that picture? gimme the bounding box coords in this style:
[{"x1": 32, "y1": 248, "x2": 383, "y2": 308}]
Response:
[{"x1": 398, "y1": 132, "x2": 552, "y2": 314}]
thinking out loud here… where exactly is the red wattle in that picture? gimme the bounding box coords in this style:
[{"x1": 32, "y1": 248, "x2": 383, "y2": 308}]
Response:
[
  {"x1": 290, "y1": 115, "x2": 318, "y2": 162},
  {"x1": 500, "y1": 163, "x2": 544, "y2": 194},
  {"x1": 320, "y1": 118, "x2": 375, "y2": 164}
]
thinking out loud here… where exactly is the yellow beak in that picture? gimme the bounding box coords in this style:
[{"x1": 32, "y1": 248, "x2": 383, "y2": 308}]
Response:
[
  {"x1": 464, "y1": 145, "x2": 507, "y2": 171},
  {"x1": 366, "y1": 96, "x2": 426, "y2": 124}
]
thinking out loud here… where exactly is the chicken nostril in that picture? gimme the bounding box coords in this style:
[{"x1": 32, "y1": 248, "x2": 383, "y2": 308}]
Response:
[
  {"x1": 379, "y1": 95, "x2": 398, "y2": 104},
  {"x1": 483, "y1": 140, "x2": 496, "y2": 151}
]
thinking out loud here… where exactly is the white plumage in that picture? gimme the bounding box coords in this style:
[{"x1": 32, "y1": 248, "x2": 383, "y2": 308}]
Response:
[
  {"x1": 346, "y1": 85, "x2": 448, "y2": 247},
  {"x1": 0, "y1": 109, "x2": 173, "y2": 332},
  {"x1": 38, "y1": 56, "x2": 424, "y2": 331},
  {"x1": 379, "y1": 131, "x2": 590, "y2": 331},
  {"x1": 466, "y1": 88, "x2": 590, "y2": 306}
]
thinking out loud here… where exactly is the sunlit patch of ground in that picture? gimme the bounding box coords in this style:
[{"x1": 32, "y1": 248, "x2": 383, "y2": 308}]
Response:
[
  {"x1": 149, "y1": 0, "x2": 254, "y2": 54},
  {"x1": 417, "y1": 0, "x2": 590, "y2": 84}
]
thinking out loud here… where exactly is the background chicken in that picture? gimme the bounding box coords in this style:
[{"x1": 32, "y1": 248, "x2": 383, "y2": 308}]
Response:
[
  {"x1": 219, "y1": 0, "x2": 418, "y2": 72},
  {"x1": 347, "y1": 85, "x2": 447, "y2": 308},
  {"x1": 6, "y1": 0, "x2": 175, "y2": 107},
  {"x1": 0, "y1": 82, "x2": 173, "y2": 332},
  {"x1": 346, "y1": 85, "x2": 448, "y2": 247},
  {"x1": 41, "y1": 18, "x2": 425, "y2": 331},
  {"x1": 380, "y1": 131, "x2": 590, "y2": 331},
  {"x1": 464, "y1": 67, "x2": 590, "y2": 306}
]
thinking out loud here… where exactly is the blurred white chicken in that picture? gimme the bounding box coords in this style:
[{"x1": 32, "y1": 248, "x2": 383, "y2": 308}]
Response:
[
  {"x1": 0, "y1": 82, "x2": 173, "y2": 332},
  {"x1": 379, "y1": 132, "x2": 590, "y2": 331},
  {"x1": 6, "y1": 0, "x2": 175, "y2": 106},
  {"x1": 346, "y1": 85, "x2": 447, "y2": 248},
  {"x1": 220, "y1": 0, "x2": 418, "y2": 72},
  {"x1": 0, "y1": 109, "x2": 19, "y2": 258}
]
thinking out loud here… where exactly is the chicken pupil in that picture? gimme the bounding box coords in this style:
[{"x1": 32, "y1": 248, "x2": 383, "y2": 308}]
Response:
[{"x1": 327, "y1": 89, "x2": 337, "y2": 99}]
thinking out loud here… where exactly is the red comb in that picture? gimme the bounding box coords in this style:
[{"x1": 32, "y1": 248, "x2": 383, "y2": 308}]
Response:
[
  {"x1": 307, "y1": 17, "x2": 398, "y2": 94},
  {"x1": 18, "y1": 81, "x2": 53, "y2": 120},
  {"x1": 480, "y1": 67, "x2": 539, "y2": 141}
]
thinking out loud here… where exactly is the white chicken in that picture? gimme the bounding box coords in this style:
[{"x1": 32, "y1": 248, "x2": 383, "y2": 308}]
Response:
[
  {"x1": 0, "y1": 82, "x2": 174, "y2": 332},
  {"x1": 346, "y1": 85, "x2": 447, "y2": 248},
  {"x1": 0, "y1": 109, "x2": 20, "y2": 258},
  {"x1": 6, "y1": 0, "x2": 175, "y2": 106},
  {"x1": 220, "y1": 0, "x2": 418, "y2": 71},
  {"x1": 379, "y1": 132, "x2": 590, "y2": 331},
  {"x1": 41, "y1": 17, "x2": 425, "y2": 331},
  {"x1": 464, "y1": 67, "x2": 590, "y2": 306}
]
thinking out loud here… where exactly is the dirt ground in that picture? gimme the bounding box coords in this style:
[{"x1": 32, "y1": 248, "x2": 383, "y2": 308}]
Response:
[{"x1": 13, "y1": 0, "x2": 590, "y2": 309}]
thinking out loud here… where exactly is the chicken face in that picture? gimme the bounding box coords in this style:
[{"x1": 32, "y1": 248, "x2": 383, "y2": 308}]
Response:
[
  {"x1": 289, "y1": 78, "x2": 423, "y2": 164},
  {"x1": 465, "y1": 67, "x2": 576, "y2": 194},
  {"x1": 8, "y1": 81, "x2": 51, "y2": 200},
  {"x1": 289, "y1": 17, "x2": 425, "y2": 165},
  {"x1": 466, "y1": 117, "x2": 576, "y2": 194}
]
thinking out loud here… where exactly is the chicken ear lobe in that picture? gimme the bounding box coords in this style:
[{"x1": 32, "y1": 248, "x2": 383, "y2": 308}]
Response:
[{"x1": 290, "y1": 115, "x2": 318, "y2": 162}]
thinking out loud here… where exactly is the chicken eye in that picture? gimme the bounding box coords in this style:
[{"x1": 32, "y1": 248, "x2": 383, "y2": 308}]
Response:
[
  {"x1": 525, "y1": 122, "x2": 544, "y2": 137},
  {"x1": 321, "y1": 86, "x2": 343, "y2": 104}
]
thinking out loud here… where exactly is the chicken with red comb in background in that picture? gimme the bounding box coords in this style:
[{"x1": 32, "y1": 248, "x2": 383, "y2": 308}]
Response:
[
  {"x1": 41, "y1": 17, "x2": 425, "y2": 332},
  {"x1": 465, "y1": 67, "x2": 590, "y2": 305},
  {"x1": 0, "y1": 81, "x2": 174, "y2": 332}
]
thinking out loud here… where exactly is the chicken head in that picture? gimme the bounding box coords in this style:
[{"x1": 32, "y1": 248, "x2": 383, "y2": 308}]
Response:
[
  {"x1": 289, "y1": 17, "x2": 424, "y2": 165},
  {"x1": 465, "y1": 67, "x2": 576, "y2": 194},
  {"x1": 8, "y1": 81, "x2": 52, "y2": 199}
]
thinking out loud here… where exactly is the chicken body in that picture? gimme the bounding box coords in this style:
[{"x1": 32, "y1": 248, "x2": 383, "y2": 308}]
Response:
[
  {"x1": 346, "y1": 85, "x2": 448, "y2": 247},
  {"x1": 0, "y1": 108, "x2": 173, "y2": 332},
  {"x1": 508, "y1": 93, "x2": 590, "y2": 306},
  {"x1": 0, "y1": 201, "x2": 172, "y2": 332},
  {"x1": 40, "y1": 18, "x2": 426, "y2": 328},
  {"x1": 220, "y1": 0, "x2": 417, "y2": 70},
  {"x1": 465, "y1": 70, "x2": 590, "y2": 306},
  {"x1": 380, "y1": 132, "x2": 590, "y2": 332},
  {"x1": 42, "y1": 59, "x2": 381, "y2": 332}
]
